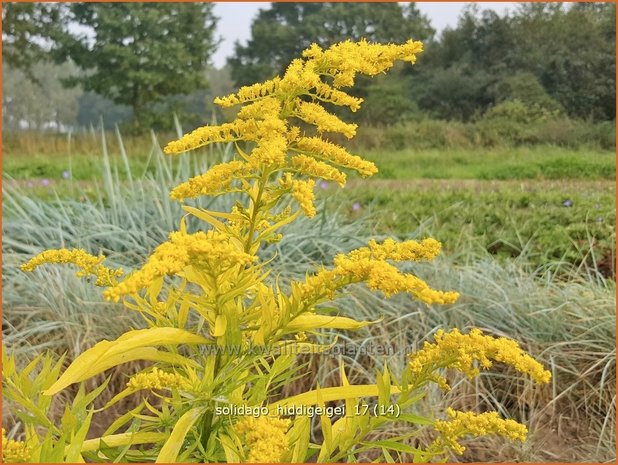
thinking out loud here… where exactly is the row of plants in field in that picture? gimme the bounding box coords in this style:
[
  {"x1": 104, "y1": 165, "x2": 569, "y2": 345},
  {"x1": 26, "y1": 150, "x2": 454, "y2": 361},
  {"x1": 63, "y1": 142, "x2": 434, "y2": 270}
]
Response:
[
  {"x1": 3, "y1": 114, "x2": 615, "y2": 162},
  {"x1": 2, "y1": 40, "x2": 563, "y2": 463},
  {"x1": 350, "y1": 117, "x2": 616, "y2": 151},
  {"x1": 337, "y1": 181, "x2": 616, "y2": 279}
]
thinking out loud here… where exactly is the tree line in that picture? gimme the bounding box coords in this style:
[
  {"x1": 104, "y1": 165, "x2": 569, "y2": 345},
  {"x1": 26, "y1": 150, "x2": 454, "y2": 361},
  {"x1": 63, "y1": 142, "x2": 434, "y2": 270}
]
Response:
[{"x1": 2, "y1": 2, "x2": 615, "y2": 132}]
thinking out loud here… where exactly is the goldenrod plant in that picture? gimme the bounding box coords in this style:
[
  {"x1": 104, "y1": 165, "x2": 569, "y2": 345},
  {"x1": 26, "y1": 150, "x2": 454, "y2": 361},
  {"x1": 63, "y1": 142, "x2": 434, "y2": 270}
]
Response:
[{"x1": 5, "y1": 40, "x2": 550, "y2": 463}]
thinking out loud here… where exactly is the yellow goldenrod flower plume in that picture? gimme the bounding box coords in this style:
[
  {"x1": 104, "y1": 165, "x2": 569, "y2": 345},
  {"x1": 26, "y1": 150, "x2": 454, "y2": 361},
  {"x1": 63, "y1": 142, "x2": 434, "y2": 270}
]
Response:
[
  {"x1": 430, "y1": 408, "x2": 528, "y2": 455},
  {"x1": 293, "y1": 136, "x2": 377, "y2": 177},
  {"x1": 20, "y1": 248, "x2": 123, "y2": 287},
  {"x1": 299, "y1": 238, "x2": 459, "y2": 305},
  {"x1": 409, "y1": 328, "x2": 552, "y2": 389},
  {"x1": 163, "y1": 38, "x2": 423, "y2": 210},
  {"x1": 127, "y1": 367, "x2": 190, "y2": 391},
  {"x1": 235, "y1": 416, "x2": 291, "y2": 463},
  {"x1": 104, "y1": 231, "x2": 256, "y2": 301},
  {"x1": 14, "y1": 40, "x2": 551, "y2": 463},
  {"x1": 2, "y1": 429, "x2": 31, "y2": 463},
  {"x1": 291, "y1": 179, "x2": 317, "y2": 218},
  {"x1": 170, "y1": 160, "x2": 251, "y2": 200}
]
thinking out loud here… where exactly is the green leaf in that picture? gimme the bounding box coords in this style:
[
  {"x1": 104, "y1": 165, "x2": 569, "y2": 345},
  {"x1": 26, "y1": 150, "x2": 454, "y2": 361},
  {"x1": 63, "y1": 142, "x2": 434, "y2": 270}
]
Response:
[
  {"x1": 270, "y1": 384, "x2": 401, "y2": 410},
  {"x1": 286, "y1": 313, "x2": 375, "y2": 331},
  {"x1": 44, "y1": 328, "x2": 208, "y2": 395},
  {"x1": 218, "y1": 433, "x2": 241, "y2": 463},
  {"x1": 79, "y1": 432, "x2": 167, "y2": 453},
  {"x1": 64, "y1": 410, "x2": 93, "y2": 462},
  {"x1": 183, "y1": 206, "x2": 228, "y2": 232},
  {"x1": 213, "y1": 314, "x2": 227, "y2": 337},
  {"x1": 286, "y1": 416, "x2": 311, "y2": 463},
  {"x1": 156, "y1": 407, "x2": 205, "y2": 463},
  {"x1": 397, "y1": 413, "x2": 434, "y2": 425},
  {"x1": 364, "y1": 440, "x2": 421, "y2": 454}
]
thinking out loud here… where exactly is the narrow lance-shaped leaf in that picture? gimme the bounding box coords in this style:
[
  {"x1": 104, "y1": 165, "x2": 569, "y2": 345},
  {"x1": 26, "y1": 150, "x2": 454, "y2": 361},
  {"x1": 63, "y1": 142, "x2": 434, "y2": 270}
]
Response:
[
  {"x1": 44, "y1": 328, "x2": 209, "y2": 395},
  {"x1": 285, "y1": 313, "x2": 376, "y2": 331},
  {"x1": 156, "y1": 407, "x2": 206, "y2": 463},
  {"x1": 270, "y1": 384, "x2": 401, "y2": 411}
]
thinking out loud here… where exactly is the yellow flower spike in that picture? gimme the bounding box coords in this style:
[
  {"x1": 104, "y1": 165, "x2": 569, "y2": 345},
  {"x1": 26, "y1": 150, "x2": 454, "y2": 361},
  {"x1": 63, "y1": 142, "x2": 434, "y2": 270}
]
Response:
[
  {"x1": 290, "y1": 179, "x2": 317, "y2": 218},
  {"x1": 249, "y1": 133, "x2": 288, "y2": 168},
  {"x1": 279, "y1": 58, "x2": 321, "y2": 95},
  {"x1": 408, "y1": 328, "x2": 552, "y2": 388},
  {"x1": 299, "y1": 241, "x2": 459, "y2": 305},
  {"x1": 170, "y1": 160, "x2": 251, "y2": 201},
  {"x1": 294, "y1": 101, "x2": 357, "y2": 138},
  {"x1": 299, "y1": 268, "x2": 340, "y2": 301},
  {"x1": 333, "y1": 256, "x2": 459, "y2": 304},
  {"x1": 431, "y1": 408, "x2": 528, "y2": 455},
  {"x1": 305, "y1": 39, "x2": 424, "y2": 88},
  {"x1": 294, "y1": 137, "x2": 377, "y2": 177},
  {"x1": 291, "y1": 155, "x2": 346, "y2": 187},
  {"x1": 214, "y1": 77, "x2": 282, "y2": 108},
  {"x1": 237, "y1": 97, "x2": 283, "y2": 120},
  {"x1": 126, "y1": 367, "x2": 191, "y2": 391},
  {"x1": 347, "y1": 237, "x2": 443, "y2": 262},
  {"x1": 311, "y1": 82, "x2": 364, "y2": 112},
  {"x1": 163, "y1": 122, "x2": 240, "y2": 154},
  {"x1": 104, "y1": 231, "x2": 256, "y2": 301},
  {"x1": 2, "y1": 428, "x2": 31, "y2": 463},
  {"x1": 235, "y1": 416, "x2": 291, "y2": 463},
  {"x1": 20, "y1": 248, "x2": 123, "y2": 287}
]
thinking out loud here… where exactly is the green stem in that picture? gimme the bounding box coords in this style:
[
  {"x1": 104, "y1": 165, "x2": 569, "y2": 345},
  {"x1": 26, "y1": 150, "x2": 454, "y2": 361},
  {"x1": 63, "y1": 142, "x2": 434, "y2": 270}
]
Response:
[
  {"x1": 244, "y1": 170, "x2": 269, "y2": 254},
  {"x1": 199, "y1": 353, "x2": 222, "y2": 453}
]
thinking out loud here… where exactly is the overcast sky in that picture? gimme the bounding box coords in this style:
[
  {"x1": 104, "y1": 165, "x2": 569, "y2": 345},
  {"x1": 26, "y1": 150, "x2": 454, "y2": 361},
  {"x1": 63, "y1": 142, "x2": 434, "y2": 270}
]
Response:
[{"x1": 211, "y1": 2, "x2": 518, "y2": 68}]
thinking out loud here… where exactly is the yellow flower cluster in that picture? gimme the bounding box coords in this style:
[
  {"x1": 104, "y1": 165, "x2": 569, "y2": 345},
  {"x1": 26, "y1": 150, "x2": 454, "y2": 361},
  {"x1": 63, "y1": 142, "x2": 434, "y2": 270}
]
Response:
[
  {"x1": 300, "y1": 239, "x2": 459, "y2": 305},
  {"x1": 302, "y1": 39, "x2": 423, "y2": 88},
  {"x1": 312, "y1": 82, "x2": 363, "y2": 111},
  {"x1": 430, "y1": 408, "x2": 527, "y2": 455},
  {"x1": 104, "y1": 231, "x2": 256, "y2": 301},
  {"x1": 214, "y1": 77, "x2": 282, "y2": 108},
  {"x1": 295, "y1": 101, "x2": 358, "y2": 138},
  {"x1": 291, "y1": 179, "x2": 317, "y2": 218},
  {"x1": 164, "y1": 122, "x2": 240, "y2": 154},
  {"x1": 126, "y1": 367, "x2": 190, "y2": 391},
  {"x1": 291, "y1": 155, "x2": 346, "y2": 187},
  {"x1": 20, "y1": 248, "x2": 123, "y2": 287},
  {"x1": 294, "y1": 137, "x2": 377, "y2": 177},
  {"x1": 408, "y1": 328, "x2": 552, "y2": 389},
  {"x1": 170, "y1": 160, "x2": 250, "y2": 201},
  {"x1": 163, "y1": 39, "x2": 422, "y2": 208},
  {"x1": 278, "y1": 58, "x2": 321, "y2": 95},
  {"x1": 236, "y1": 97, "x2": 282, "y2": 120},
  {"x1": 250, "y1": 132, "x2": 288, "y2": 167},
  {"x1": 333, "y1": 256, "x2": 459, "y2": 304},
  {"x1": 235, "y1": 415, "x2": 291, "y2": 463},
  {"x1": 2, "y1": 429, "x2": 30, "y2": 463},
  {"x1": 347, "y1": 238, "x2": 442, "y2": 262}
]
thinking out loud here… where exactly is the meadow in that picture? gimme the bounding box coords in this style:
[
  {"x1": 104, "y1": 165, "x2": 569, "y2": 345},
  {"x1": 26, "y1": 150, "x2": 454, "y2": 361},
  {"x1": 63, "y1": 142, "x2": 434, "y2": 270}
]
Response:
[{"x1": 2, "y1": 130, "x2": 616, "y2": 462}]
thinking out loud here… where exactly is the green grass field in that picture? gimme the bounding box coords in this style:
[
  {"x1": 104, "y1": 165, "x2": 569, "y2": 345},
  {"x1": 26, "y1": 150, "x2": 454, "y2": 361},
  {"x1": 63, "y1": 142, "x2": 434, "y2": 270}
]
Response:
[
  {"x1": 363, "y1": 146, "x2": 615, "y2": 180},
  {"x1": 4, "y1": 145, "x2": 615, "y2": 182},
  {"x1": 329, "y1": 178, "x2": 615, "y2": 276}
]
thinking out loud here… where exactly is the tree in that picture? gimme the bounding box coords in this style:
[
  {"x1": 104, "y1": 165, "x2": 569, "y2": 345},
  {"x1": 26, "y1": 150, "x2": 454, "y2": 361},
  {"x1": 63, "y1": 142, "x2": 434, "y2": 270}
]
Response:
[
  {"x1": 1, "y1": 3, "x2": 64, "y2": 80},
  {"x1": 228, "y1": 3, "x2": 434, "y2": 87},
  {"x1": 2, "y1": 58, "x2": 81, "y2": 131},
  {"x1": 510, "y1": 3, "x2": 615, "y2": 120},
  {"x1": 55, "y1": 3, "x2": 218, "y2": 129},
  {"x1": 420, "y1": 2, "x2": 615, "y2": 121}
]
